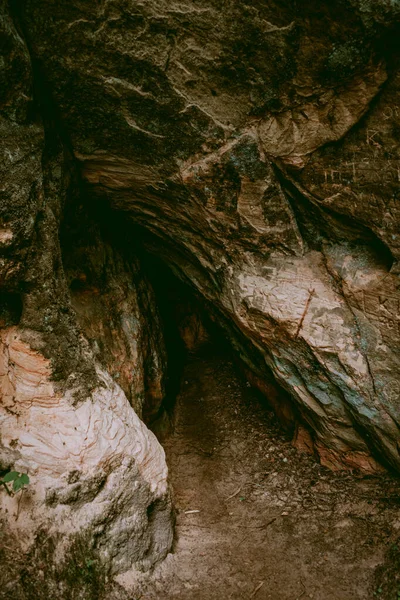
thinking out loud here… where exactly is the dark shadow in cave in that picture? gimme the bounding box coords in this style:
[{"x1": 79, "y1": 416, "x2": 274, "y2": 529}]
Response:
[
  {"x1": 60, "y1": 190, "x2": 296, "y2": 445},
  {"x1": 59, "y1": 190, "x2": 232, "y2": 433},
  {"x1": 141, "y1": 264, "x2": 296, "y2": 456},
  {"x1": 135, "y1": 250, "x2": 240, "y2": 434},
  {"x1": 126, "y1": 219, "x2": 299, "y2": 440},
  {"x1": 0, "y1": 292, "x2": 23, "y2": 327}
]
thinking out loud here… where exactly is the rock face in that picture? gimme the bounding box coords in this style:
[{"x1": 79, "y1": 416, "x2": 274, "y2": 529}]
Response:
[
  {"x1": 61, "y1": 200, "x2": 167, "y2": 422},
  {"x1": 14, "y1": 0, "x2": 400, "y2": 472},
  {"x1": 0, "y1": 328, "x2": 171, "y2": 574},
  {"x1": 1, "y1": 0, "x2": 400, "y2": 588},
  {"x1": 0, "y1": 1, "x2": 173, "y2": 582}
]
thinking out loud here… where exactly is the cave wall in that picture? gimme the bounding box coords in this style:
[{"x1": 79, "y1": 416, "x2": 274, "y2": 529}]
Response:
[
  {"x1": 1, "y1": 0, "x2": 400, "y2": 587},
  {"x1": 60, "y1": 199, "x2": 167, "y2": 422},
  {"x1": 12, "y1": 0, "x2": 400, "y2": 473},
  {"x1": 0, "y1": 1, "x2": 173, "y2": 580}
]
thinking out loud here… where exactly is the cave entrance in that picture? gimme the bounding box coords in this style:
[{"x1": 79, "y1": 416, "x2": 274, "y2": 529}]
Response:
[
  {"x1": 133, "y1": 272, "x2": 399, "y2": 600},
  {"x1": 138, "y1": 249, "x2": 242, "y2": 436},
  {"x1": 60, "y1": 192, "x2": 259, "y2": 435},
  {"x1": 59, "y1": 189, "x2": 295, "y2": 437},
  {"x1": 58, "y1": 196, "x2": 400, "y2": 599}
]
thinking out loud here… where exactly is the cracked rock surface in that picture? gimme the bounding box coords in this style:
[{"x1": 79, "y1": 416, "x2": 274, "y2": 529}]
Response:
[
  {"x1": 1, "y1": 0, "x2": 173, "y2": 582},
  {"x1": 1, "y1": 0, "x2": 400, "y2": 594},
  {"x1": 14, "y1": 0, "x2": 400, "y2": 471}
]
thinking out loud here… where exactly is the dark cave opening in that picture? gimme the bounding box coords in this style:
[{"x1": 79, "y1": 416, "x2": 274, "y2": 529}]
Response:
[
  {"x1": 57, "y1": 186, "x2": 400, "y2": 478},
  {"x1": 135, "y1": 248, "x2": 238, "y2": 436},
  {"x1": 59, "y1": 191, "x2": 229, "y2": 424},
  {"x1": 0, "y1": 292, "x2": 23, "y2": 327},
  {"x1": 58, "y1": 189, "x2": 296, "y2": 444},
  {"x1": 108, "y1": 221, "x2": 295, "y2": 443}
]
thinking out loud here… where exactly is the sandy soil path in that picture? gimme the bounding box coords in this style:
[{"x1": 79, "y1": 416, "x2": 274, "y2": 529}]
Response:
[{"x1": 133, "y1": 350, "x2": 400, "y2": 600}]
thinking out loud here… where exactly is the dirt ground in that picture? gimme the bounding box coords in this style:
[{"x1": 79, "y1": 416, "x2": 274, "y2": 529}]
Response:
[{"x1": 130, "y1": 348, "x2": 400, "y2": 600}]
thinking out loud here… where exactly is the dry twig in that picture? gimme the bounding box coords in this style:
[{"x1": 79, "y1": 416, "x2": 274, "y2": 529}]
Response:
[
  {"x1": 226, "y1": 486, "x2": 242, "y2": 501},
  {"x1": 250, "y1": 581, "x2": 264, "y2": 598}
]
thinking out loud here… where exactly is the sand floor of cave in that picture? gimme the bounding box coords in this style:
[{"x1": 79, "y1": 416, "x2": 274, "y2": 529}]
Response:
[{"x1": 131, "y1": 348, "x2": 400, "y2": 600}]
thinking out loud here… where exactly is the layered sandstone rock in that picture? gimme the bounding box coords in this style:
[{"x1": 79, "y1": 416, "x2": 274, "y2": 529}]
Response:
[
  {"x1": 0, "y1": 2, "x2": 173, "y2": 582},
  {"x1": 15, "y1": 0, "x2": 400, "y2": 472},
  {"x1": 1, "y1": 0, "x2": 400, "y2": 589},
  {"x1": 0, "y1": 328, "x2": 171, "y2": 573}
]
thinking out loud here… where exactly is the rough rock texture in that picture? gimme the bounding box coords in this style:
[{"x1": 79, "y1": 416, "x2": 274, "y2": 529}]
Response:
[
  {"x1": 61, "y1": 200, "x2": 167, "y2": 421},
  {"x1": 2, "y1": 0, "x2": 400, "y2": 589},
  {"x1": 0, "y1": 328, "x2": 171, "y2": 575},
  {"x1": 0, "y1": 1, "x2": 173, "y2": 581},
  {"x1": 15, "y1": 0, "x2": 400, "y2": 473}
]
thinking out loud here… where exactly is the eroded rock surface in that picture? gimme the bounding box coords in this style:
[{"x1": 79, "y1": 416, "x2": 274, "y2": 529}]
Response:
[
  {"x1": 1, "y1": 0, "x2": 400, "y2": 592},
  {"x1": 13, "y1": 0, "x2": 399, "y2": 472},
  {"x1": 0, "y1": 1, "x2": 173, "y2": 583},
  {"x1": 0, "y1": 328, "x2": 171, "y2": 574}
]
